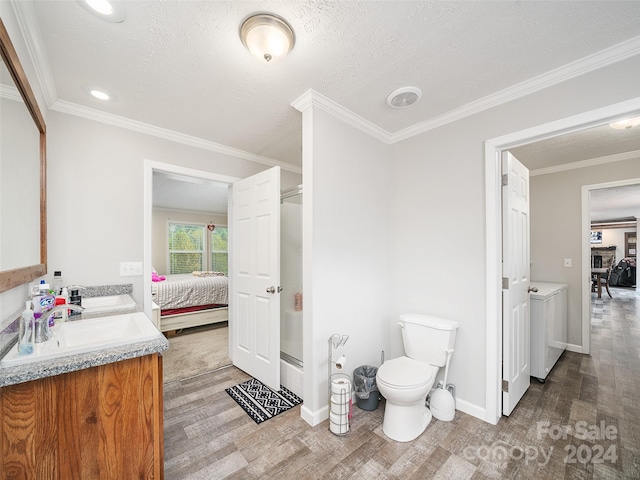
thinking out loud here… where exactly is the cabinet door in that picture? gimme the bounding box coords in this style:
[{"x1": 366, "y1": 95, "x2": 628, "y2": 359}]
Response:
[{"x1": 0, "y1": 355, "x2": 164, "y2": 479}]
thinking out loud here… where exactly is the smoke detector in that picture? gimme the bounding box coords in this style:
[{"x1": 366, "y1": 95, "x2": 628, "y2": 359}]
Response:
[{"x1": 387, "y1": 87, "x2": 422, "y2": 108}]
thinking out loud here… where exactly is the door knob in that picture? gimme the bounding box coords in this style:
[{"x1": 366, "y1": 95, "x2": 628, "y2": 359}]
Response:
[
  {"x1": 266, "y1": 286, "x2": 283, "y2": 294},
  {"x1": 528, "y1": 286, "x2": 539, "y2": 293}
]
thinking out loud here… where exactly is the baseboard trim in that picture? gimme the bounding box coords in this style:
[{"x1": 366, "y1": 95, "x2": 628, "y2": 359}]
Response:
[
  {"x1": 300, "y1": 404, "x2": 328, "y2": 427},
  {"x1": 455, "y1": 398, "x2": 487, "y2": 423},
  {"x1": 565, "y1": 343, "x2": 584, "y2": 354}
]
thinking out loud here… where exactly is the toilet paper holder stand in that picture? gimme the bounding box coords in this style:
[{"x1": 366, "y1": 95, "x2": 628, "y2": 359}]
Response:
[{"x1": 328, "y1": 334, "x2": 350, "y2": 436}]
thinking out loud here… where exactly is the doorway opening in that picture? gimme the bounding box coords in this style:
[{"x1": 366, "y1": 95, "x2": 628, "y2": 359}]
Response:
[
  {"x1": 484, "y1": 98, "x2": 640, "y2": 425},
  {"x1": 142, "y1": 160, "x2": 239, "y2": 347}
]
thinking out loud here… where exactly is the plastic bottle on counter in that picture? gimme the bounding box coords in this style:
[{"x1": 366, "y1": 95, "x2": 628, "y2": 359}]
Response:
[
  {"x1": 54, "y1": 295, "x2": 68, "y2": 323},
  {"x1": 52, "y1": 271, "x2": 63, "y2": 295},
  {"x1": 19, "y1": 301, "x2": 35, "y2": 355}
]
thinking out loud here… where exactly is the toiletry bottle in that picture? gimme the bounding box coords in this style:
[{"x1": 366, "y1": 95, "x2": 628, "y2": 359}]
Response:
[
  {"x1": 52, "y1": 271, "x2": 63, "y2": 295},
  {"x1": 19, "y1": 301, "x2": 35, "y2": 355},
  {"x1": 61, "y1": 287, "x2": 70, "y2": 320},
  {"x1": 33, "y1": 293, "x2": 56, "y2": 327},
  {"x1": 54, "y1": 295, "x2": 67, "y2": 323}
]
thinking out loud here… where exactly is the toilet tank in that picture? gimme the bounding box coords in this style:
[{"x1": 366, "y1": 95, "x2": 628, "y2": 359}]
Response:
[{"x1": 400, "y1": 314, "x2": 458, "y2": 367}]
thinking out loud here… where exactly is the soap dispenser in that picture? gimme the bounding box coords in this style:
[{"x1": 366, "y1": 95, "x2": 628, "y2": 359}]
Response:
[{"x1": 19, "y1": 301, "x2": 35, "y2": 355}]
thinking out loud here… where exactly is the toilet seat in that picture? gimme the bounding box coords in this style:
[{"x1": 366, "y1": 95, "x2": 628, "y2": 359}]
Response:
[{"x1": 377, "y1": 356, "x2": 435, "y2": 389}]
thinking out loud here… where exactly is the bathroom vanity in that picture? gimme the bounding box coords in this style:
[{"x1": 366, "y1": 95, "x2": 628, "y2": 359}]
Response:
[{"x1": 0, "y1": 312, "x2": 168, "y2": 479}]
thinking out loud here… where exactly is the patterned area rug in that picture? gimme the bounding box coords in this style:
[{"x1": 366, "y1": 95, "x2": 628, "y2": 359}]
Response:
[{"x1": 226, "y1": 378, "x2": 302, "y2": 424}]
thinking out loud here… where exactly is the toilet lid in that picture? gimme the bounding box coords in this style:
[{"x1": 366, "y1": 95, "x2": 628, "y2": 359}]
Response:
[{"x1": 377, "y1": 356, "x2": 435, "y2": 389}]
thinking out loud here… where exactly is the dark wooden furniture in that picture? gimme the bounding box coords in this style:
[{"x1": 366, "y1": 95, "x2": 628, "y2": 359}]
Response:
[
  {"x1": 592, "y1": 267, "x2": 612, "y2": 299},
  {"x1": 625, "y1": 232, "x2": 637, "y2": 258}
]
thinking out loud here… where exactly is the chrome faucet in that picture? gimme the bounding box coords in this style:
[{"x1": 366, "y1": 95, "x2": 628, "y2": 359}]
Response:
[{"x1": 34, "y1": 304, "x2": 85, "y2": 343}]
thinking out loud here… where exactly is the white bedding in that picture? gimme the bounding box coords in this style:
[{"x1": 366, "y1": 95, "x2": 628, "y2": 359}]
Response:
[{"x1": 152, "y1": 274, "x2": 228, "y2": 310}]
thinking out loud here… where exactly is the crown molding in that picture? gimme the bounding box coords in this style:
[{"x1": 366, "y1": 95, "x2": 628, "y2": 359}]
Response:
[
  {"x1": 51, "y1": 100, "x2": 302, "y2": 174},
  {"x1": 10, "y1": 0, "x2": 58, "y2": 107},
  {"x1": 391, "y1": 35, "x2": 640, "y2": 143},
  {"x1": 292, "y1": 89, "x2": 393, "y2": 144},
  {"x1": 530, "y1": 149, "x2": 640, "y2": 177},
  {"x1": 12, "y1": 2, "x2": 640, "y2": 170},
  {"x1": 0, "y1": 84, "x2": 21, "y2": 102}
]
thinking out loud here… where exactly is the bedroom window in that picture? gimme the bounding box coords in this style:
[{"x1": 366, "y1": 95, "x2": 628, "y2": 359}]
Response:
[
  {"x1": 210, "y1": 226, "x2": 228, "y2": 275},
  {"x1": 168, "y1": 223, "x2": 205, "y2": 274}
]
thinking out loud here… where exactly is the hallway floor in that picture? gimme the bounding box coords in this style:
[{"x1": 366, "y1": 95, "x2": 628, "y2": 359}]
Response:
[{"x1": 163, "y1": 287, "x2": 640, "y2": 479}]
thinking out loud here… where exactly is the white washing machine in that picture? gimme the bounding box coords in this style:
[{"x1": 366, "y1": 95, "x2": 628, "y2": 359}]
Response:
[{"x1": 530, "y1": 282, "x2": 568, "y2": 382}]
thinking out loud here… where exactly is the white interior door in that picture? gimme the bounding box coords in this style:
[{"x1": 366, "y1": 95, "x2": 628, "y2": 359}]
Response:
[
  {"x1": 231, "y1": 166, "x2": 281, "y2": 391},
  {"x1": 502, "y1": 152, "x2": 531, "y2": 416}
]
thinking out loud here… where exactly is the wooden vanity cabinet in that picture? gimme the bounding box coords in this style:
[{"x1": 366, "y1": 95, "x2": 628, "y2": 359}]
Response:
[{"x1": 0, "y1": 354, "x2": 164, "y2": 479}]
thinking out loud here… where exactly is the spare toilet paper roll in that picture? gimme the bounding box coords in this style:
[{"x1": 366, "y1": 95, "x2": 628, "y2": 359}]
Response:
[
  {"x1": 331, "y1": 401, "x2": 349, "y2": 415},
  {"x1": 330, "y1": 393, "x2": 350, "y2": 405},
  {"x1": 329, "y1": 411, "x2": 349, "y2": 434},
  {"x1": 331, "y1": 378, "x2": 351, "y2": 396}
]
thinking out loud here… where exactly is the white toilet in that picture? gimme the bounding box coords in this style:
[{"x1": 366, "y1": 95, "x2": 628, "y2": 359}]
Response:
[{"x1": 376, "y1": 313, "x2": 458, "y2": 442}]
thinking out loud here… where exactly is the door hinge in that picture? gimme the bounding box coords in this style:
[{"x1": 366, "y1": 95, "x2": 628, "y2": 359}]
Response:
[
  {"x1": 502, "y1": 277, "x2": 509, "y2": 289},
  {"x1": 502, "y1": 380, "x2": 509, "y2": 392},
  {"x1": 501, "y1": 174, "x2": 508, "y2": 186}
]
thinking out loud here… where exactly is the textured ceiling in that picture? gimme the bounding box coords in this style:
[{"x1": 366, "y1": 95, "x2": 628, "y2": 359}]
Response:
[
  {"x1": 510, "y1": 124, "x2": 640, "y2": 171},
  {"x1": 27, "y1": 0, "x2": 640, "y2": 168},
  {"x1": 589, "y1": 183, "x2": 640, "y2": 223},
  {"x1": 153, "y1": 171, "x2": 229, "y2": 214},
  {"x1": 509, "y1": 124, "x2": 640, "y2": 222},
  {"x1": 12, "y1": 1, "x2": 640, "y2": 219}
]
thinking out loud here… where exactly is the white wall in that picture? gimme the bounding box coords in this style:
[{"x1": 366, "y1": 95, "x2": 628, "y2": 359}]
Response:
[
  {"x1": 46, "y1": 111, "x2": 301, "y2": 307},
  {"x1": 301, "y1": 105, "x2": 392, "y2": 424},
  {"x1": 597, "y1": 227, "x2": 637, "y2": 261},
  {"x1": 151, "y1": 209, "x2": 227, "y2": 275},
  {"x1": 390, "y1": 55, "x2": 640, "y2": 418}
]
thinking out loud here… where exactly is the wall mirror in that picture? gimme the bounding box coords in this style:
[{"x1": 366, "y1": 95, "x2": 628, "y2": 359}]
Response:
[{"x1": 0, "y1": 18, "x2": 47, "y2": 293}]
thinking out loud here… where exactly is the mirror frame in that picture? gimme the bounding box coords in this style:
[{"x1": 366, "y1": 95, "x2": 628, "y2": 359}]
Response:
[{"x1": 0, "y1": 18, "x2": 47, "y2": 293}]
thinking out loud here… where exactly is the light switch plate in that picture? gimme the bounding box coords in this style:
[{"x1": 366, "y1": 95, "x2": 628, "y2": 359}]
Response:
[
  {"x1": 120, "y1": 261, "x2": 143, "y2": 276},
  {"x1": 564, "y1": 258, "x2": 572, "y2": 268}
]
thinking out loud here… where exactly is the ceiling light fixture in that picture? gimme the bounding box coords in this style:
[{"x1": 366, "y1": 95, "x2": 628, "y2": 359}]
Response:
[
  {"x1": 609, "y1": 116, "x2": 640, "y2": 130},
  {"x1": 90, "y1": 89, "x2": 110, "y2": 101},
  {"x1": 387, "y1": 87, "x2": 422, "y2": 108},
  {"x1": 83, "y1": 85, "x2": 116, "y2": 102},
  {"x1": 78, "y1": 0, "x2": 126, "y2": 23},
  {"x1": 240, "y1": 13, "x2": 295, "y2": 63}
]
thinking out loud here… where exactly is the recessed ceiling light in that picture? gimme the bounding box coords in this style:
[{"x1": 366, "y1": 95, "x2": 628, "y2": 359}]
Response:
[
  {"x1": 83, "y1": 85, "x2": 117, "y2": 102},
  {"x1": 90, "y1": 89, "x2": 110, "y2": 101},
  {"x1": 609, "y1": 116, "x2": 640, "y2": 130},
  {"x1": 78, "y1": 0, "x2": 126, "y2": 23},
  {"x1": 387, "y1": 87, "x2": 422, "y2": 108}
]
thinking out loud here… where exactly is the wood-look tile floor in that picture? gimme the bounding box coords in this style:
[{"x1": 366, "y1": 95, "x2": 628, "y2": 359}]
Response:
[{"x1": 163, "y1": 287, "x2": 640, "y2": 479}]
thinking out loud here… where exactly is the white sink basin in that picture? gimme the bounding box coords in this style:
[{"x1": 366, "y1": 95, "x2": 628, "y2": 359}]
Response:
[
  {"x1": 81, "y1": 294, "x2": 137, "y2": 313},
  {"x1": 0, "y1": 312, "x2": 161, "y2": 367}
]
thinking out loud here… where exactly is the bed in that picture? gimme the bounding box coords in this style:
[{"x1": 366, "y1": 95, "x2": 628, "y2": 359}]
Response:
[{"x1": 152, "y1": 273, "x2": 228, "y2": 332}]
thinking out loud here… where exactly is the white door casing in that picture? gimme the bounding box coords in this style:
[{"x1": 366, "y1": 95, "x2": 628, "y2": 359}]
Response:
[
  {"x1": 502, "y1": 152, "x2": 531, "y2": 416},
  {"x1": 231, "y1": 166, "x2": 281, "y2": 391}
]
